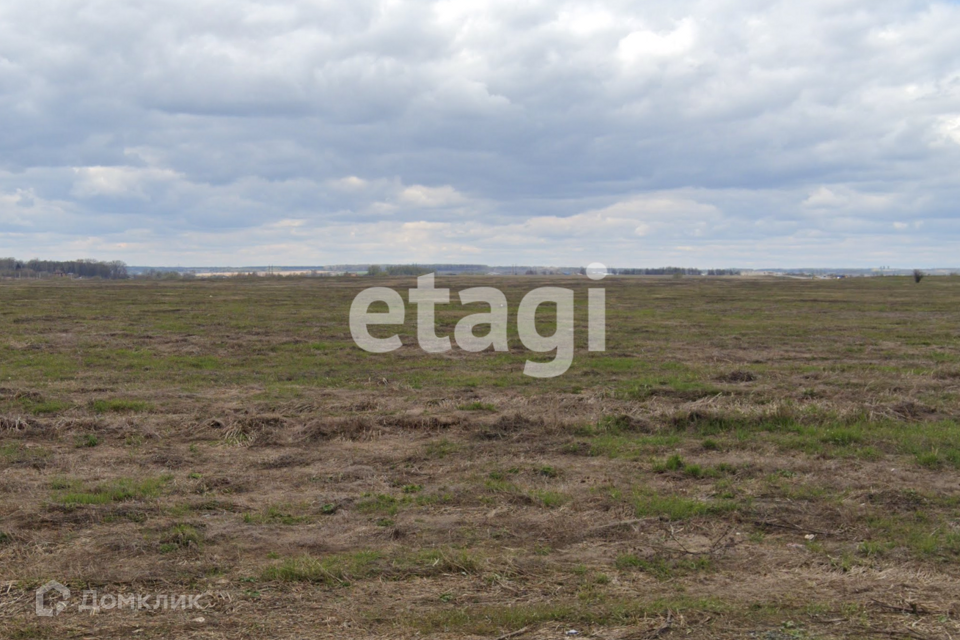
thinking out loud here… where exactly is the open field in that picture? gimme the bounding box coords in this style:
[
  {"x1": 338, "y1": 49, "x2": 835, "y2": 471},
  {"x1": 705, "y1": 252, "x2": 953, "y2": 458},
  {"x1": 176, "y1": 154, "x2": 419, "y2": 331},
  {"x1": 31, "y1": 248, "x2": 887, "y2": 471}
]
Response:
[{"x1": 2, "y1": 275, "x2": 960, "y2": 639}]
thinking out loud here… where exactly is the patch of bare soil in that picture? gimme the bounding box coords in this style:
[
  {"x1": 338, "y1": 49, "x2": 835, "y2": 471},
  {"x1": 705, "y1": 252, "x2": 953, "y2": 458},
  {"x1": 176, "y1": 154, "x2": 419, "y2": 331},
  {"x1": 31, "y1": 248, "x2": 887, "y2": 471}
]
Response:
[{"x1": 2, "y1": 386, "x2": 959, "y2": 639}]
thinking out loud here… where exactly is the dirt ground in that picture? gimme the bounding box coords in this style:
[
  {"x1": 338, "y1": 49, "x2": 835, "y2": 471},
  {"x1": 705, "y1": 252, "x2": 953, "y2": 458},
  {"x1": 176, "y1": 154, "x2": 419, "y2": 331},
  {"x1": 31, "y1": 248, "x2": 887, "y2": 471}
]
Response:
[{"x1": 1, "y1": 275, "x2": 959, "y2": 638}]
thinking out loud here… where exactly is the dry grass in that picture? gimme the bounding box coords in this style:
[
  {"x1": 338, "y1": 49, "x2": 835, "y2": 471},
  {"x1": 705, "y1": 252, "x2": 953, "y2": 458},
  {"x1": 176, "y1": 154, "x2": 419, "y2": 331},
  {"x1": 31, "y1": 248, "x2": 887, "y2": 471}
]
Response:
[{"x1": 1, "y1": 275, "x2": 960, "y2": 638}]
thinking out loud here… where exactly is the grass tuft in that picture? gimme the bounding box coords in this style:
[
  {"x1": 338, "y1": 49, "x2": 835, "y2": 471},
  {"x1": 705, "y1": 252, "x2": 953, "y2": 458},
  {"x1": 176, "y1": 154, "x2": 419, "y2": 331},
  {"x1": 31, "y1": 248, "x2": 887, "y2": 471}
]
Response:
[{"x1": 91, "y1": 398, "x2": 152, "y2": 414}]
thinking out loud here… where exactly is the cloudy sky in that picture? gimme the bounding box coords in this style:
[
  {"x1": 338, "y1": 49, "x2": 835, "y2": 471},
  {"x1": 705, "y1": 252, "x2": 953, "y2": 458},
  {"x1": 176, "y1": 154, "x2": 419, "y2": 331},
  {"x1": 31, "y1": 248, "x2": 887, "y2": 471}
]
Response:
[{"x1": 1, "y1": 0, "x2": 959, "y2": 267}]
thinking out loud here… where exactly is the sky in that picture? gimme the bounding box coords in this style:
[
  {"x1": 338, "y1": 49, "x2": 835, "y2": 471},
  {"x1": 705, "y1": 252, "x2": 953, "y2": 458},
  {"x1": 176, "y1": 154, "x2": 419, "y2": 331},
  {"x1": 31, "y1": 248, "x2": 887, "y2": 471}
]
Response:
[{"x1": 1, "y1": 0, "x2": 959, "y2": 268}]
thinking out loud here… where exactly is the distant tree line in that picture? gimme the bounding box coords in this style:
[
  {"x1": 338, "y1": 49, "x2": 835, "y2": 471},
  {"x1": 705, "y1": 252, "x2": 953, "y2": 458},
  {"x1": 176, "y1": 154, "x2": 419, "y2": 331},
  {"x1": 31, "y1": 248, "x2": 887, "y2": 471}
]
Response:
[
  {"x1": 134, "y1": 269, "x2": 197, "y2": 280},
  {"x1": 0, "y1": 257, "x2": 128, "y2": 279},
  {"x1": 361, "y1": 264, "x2": 743, "y2": 277},
  {"x1": 366, "y1": 264, "x2": 432, "y2": 276},
  {"x1": 704, "y1": 269, "x2": 741, "y2": 276},
  {"x1": 609, "y1": 267, "x2": 740, "y2": 276}
]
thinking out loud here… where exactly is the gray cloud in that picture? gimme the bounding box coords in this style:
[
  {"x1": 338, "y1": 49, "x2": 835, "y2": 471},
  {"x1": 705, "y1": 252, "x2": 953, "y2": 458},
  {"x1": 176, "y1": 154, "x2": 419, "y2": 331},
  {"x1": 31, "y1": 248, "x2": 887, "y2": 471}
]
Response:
[{"x1": 1, "y1": 0, "x2": 959, "y2": 267}]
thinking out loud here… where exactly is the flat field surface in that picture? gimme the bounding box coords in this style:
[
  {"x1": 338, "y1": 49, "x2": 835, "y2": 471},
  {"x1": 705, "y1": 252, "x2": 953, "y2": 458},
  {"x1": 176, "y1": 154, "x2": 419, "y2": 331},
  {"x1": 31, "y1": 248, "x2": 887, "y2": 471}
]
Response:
[{"x1": 1, "y1": 275, "x2": 959, "y2": 639}]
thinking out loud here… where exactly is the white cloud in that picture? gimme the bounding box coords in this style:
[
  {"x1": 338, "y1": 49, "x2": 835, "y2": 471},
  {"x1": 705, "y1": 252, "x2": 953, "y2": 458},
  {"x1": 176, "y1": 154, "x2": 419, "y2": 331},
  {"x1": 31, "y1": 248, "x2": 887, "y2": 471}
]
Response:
[
  {"x1": 803, "y1": 187, "x2": 847, "y2": 209},
  {"x1": 554, "y1": 6, "x2": 618, "y2": 38},
  {"x1": 398, "y1": 184, "x2": 466, "y2": 207},
  {"x1": 0, "y1": 187, "x2": 73, "y2": 229},
  {"x1": 1, "y1": 0, "x2": 959, "y2": 266},
  {"x1": 70, "y1": 166, "x2": 181, "y2": 199},
  {"x1": 618, "y1": 18, "x2": 696, "y2": 63},
  {"x1": 939, "y1": 116, "x2": 960, "y2": 146},
  {"x1": 802, "y1": 187, "x2": 894, "y2": 213},
  {"x1": 328, "y1": 176, "x2": 369, "y2": 191}
]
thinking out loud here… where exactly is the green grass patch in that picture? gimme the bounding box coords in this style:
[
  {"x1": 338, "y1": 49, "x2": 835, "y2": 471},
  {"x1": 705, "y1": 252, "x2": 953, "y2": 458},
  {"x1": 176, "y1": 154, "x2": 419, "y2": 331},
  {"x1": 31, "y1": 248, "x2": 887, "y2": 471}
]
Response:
[
  {"x1": 423, "y1": 438, "x2": 459, "y2": 459},
  {"x1": 91, "y1": 398, "x2": 152, "y2": 414},
  {"x1": 458, "y1": 401, "x2": 497, "y2": 412},
  {"x1": 243, "y1": 504, "x2": 311, "y2": 525},
  {"x1": 614, "y1": 554, "x2": 713, "y2": 580},
  {"x1": 582, "y1": 433, "x2": 683, "y2": 459},
  {"x1": 1, "y1": 442, "x2": 52, "y2": 465},
  {"x1": 530, "y1": 490, "x2": 568, "y2": 508},
  {"x1": 575, "y1": 414, "x2": 648, "y2": 437},
  {"x1": 25, "y1": 399, "x2": 71, "y2": 415},
  {"x1": 75, "y1": 434, "x2": 100, "y2": 448},
  {"x1": 864, "y1": 512, "x2": 960, "y2": 560},
  {"x1": 160, "y1": 523, "x2": 203, "y2": 552},
  {"x1": 356, "y1": 493, "x2": 401, "y2": 515},
  {"x1": 632, "y1": 488, "x2": 738, "y2": 520},
  {"x1": 51, "y1": 475, "x2": 171, "y2": 505},
  {"x1": 261, "y1": 551, "x2": 384, "y2": 585},
  {"x1": 651, "y1": 454, "x2": 736, "y2": 479},
  {"x1": 653, "y1": 453, "x2": 685, "y2": 472}
]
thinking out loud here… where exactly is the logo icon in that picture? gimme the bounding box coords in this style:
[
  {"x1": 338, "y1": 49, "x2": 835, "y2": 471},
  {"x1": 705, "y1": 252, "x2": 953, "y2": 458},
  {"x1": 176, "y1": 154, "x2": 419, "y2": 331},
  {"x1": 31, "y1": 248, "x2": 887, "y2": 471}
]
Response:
[{"x1": 36, "y1": 580, "x2": 70, "y2": 617}]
